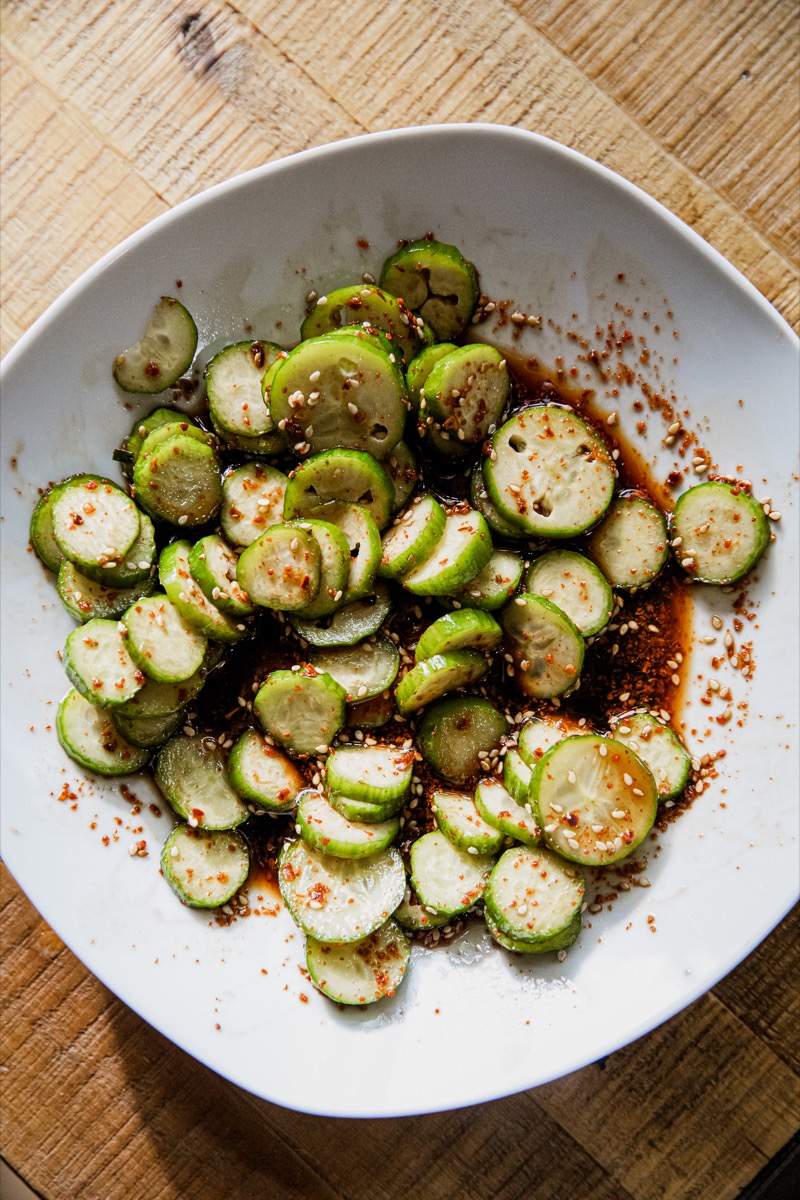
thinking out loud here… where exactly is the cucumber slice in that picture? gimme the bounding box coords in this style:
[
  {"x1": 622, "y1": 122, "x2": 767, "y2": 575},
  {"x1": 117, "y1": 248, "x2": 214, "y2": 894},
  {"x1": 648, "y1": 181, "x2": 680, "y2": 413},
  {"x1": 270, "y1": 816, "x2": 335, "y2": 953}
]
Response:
[
  {"x1": 80, "y1": 510, "x2": 157, "y2": 589},
  {"x1": 154, "y1": 734, "x2": 248, "y2": 829},
  {"x1": 305, "y1": 919, "x2": 411, "y2": 1005},
  {"x1": 453, "y1": 548, "x2": 524, "y2": 611},
  {"x1": 63, "y1": 618, "x2": 145, "y2": 707},
  {"x1": 501, "y1": 594, "x2": 584, "y2": 699},
  {"x1": 518, "y1": 715, "x2": 570, "y2": 766},
  {"x1": 226, "y1": 728, "x2": 304, "y2": 812},
  {"x1": 278, "y1": 840, "x2": 406, "y2": 943},
  {"x1": 524, "y1": 549, "x2": 613, "y2": 636},
  {"x1": 379, "y1": 495, "x2": 447, "y2": 580},
  {"x1": 121, "y1": 594, "x2": 207, "y2": 683},
  {"x1": 670, "y1": 480, "x2": 770, "y2": 584},
  {"x1": 160, "y1": 540, "x2": 248, "y2": 642},
  {"x1": 235, "y1": 523, "x2": 321, "y2": 613},
  {"x1": 30, "y1": 479, "x2": 77, "y2": 572},
  {"x1": 111, "y1": 709, "x2": 183, "y2": 749},
  {"x1": 393, "y1": 892, "x2": 451, "y2": 932},
  {"x1": 327, "y1": 790, "x2": 406, "y2": 824},
  {"x1": 115, "y1": 666, "x2": 207, "y2": 719},
  {"x1": 125, "y1": 407, "x2": 194, "y2": 464},
  {"x1": 220, "y1": 463, "x2": 288, "y2": 548},
  {"x1": 283, "y1": 449, "x2": 395, "y2": 530},
  {"x1": 530, "y1": 734, "x2": 658, "y2": 866},
  {"x1": 51, "y1": 475, "x2": 141, "y2": 573},
  {"x1": 423, "y1": 344, "x2": 509, "y2": 445},
  {"x1": 608, "y1": 712, "x2": 691, "y2": 801},
  {"x1": 474, "y1": 777, "x2": 541, "y2": 846},
  {"x1": 406, "y1": 342, "x2": 457, "y2": 408},
  {"x1": 297, "y1": 789, "x2": 399, "y2": 859},
  {"x1": 188, "y1": 536, "x2": 255, "y2": 617},
  {"x1": 290, "y1": 582, "x2": 392, "y2": 648},
  {"x1": 586, "y1": 491, "x2": 669, "y2": 590},
  {"x1": 470, "y1": 464, "x2": 523, "y2": 540},
  {"x1": 300, "y1": 285, "x2": 430, "y2": 364},
  {"x1": 269, "y1": 334, "x2": 407, "y2": 460},
  {"x1": 57, "y1": 560, "x2": 155, "y2": 623},
  {"x1": 312, "y1": 501, "x2": 381, "y2": 603},
  {"x1": 136, "y1": 419, "x2": 217, "y2": 460},
  {"x1": 326, "y1": 744, "x2": 414, "y2": 805},
  {"x1": 395, "y1": 649, "x2": 489, "y2": 716},
  {"x1": 503, "y1": 747, "x2": 531, "y2": 803},
  {"x1": 380, "y1": 239, "x2": 479, "y2": 341},
  {"x1": 485, "y1": 846, "x2": 584, "y2": 944},
  {"x1": 288, "y1": 519, "x2": 351, "y2": 619},
  {"x1": 133, "y1": 432, "x2": 222, "y2": 527},
  {"x1": 409, "y1": 831, "x2": 495, "y2": 917},
  {"x1": 310, "y1": 635, "x2": 399, "y2": 701},
  {"x1": 485, "y1": 906, "x2": 581, "y2": 955},
  {"x1": 417, "y1": 696, "x2": 507, "y2": 785},
  {"x1": 113, "y1": 296, "x2": 198, "y2": 394},
  {"x1": 254, "y1": 668, "x2": 347, "y2": 755},
  {"x1": 161, "y1": 825, "x2": 249, "y2": 909},
  {"x1": 57, "y1": 689, "x2": 150, "y2": 776},
  {"x1": 401, "y1": 508, "x2": 493, "y2": 596},
  {"x1": 484, "y1": 405, "x2": 616, "y2": 537},
  {"x1": 415, "y1": 609, "x2": 502, "y2": 661},
  {"x1": 432, "y1": 789, "x2": 506, "y2": 854},
  {"x1": 206, "y1": 339, "x2": 283, "y2": 437},
  {"x1": 385, "y1": 440, "x2": 419, "y2": 511}
]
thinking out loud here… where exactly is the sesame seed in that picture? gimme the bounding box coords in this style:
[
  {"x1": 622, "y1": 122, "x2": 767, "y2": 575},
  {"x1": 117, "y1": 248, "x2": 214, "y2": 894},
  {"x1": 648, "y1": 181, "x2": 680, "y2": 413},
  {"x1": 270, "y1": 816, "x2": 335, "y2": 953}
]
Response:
[
  {"x1": 308, "y1": 900, "x2": 323, "y2": 910},
  {"x1": 567, "y1": 837, "x2": 580, "y2": 850},
  {"x1": 668, "y1": 421, "x2": 681, "y2": 435},
  {"x1": 623, "y1": 773, "x2": 633, "y2": 786},
  {"x1": 606, "y1": 411, "x2": 618, "y2": 426},
  {"x1": 467, "y1": 846, "x2": 479, "y2": 856},
  {"x1": 567, "y1": 770, "x2": 577, "y2": 784},
  {"x1": 768, "y1": 510, "x2": 781, "y2": 521},
  {"x1": 598, "y1": 744, "x2": 607, "y2": 757}
]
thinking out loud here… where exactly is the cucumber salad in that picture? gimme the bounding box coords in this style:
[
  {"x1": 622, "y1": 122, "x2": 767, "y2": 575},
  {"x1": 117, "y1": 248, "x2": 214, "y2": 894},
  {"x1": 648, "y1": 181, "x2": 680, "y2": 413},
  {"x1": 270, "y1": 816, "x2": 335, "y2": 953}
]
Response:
[{"x1": 32, "y1": 237, "x2": 772, "y2": 1007}]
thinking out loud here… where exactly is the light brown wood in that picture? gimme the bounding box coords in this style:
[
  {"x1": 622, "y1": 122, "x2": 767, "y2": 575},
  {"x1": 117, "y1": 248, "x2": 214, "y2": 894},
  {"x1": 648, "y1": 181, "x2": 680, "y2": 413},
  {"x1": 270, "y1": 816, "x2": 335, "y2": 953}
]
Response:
[{"x1": 1, "y1": 1, "x2": 798, "y2": 1197}]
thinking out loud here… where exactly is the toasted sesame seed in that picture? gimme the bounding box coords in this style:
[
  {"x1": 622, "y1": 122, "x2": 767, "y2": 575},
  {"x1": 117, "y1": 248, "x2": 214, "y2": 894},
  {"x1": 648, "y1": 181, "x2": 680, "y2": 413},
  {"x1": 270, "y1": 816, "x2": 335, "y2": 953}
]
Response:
[
  {"x1": 623, "y1": 773, "x2": 633, "y2": 786},
  {"x1": 467, "y1": 846, "x2": 479, "y2": 856},
  {"x1": 768, "y1": 510, "x2": 781, "y2": 521}
]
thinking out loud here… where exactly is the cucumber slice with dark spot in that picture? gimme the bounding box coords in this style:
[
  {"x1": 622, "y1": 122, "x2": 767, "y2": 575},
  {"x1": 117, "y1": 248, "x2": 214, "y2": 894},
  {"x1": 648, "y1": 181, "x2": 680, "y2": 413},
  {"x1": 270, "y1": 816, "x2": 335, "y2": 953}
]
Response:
[
  {"x1": 206, "y1": 339, "x2": 284, "y2": 438},
  {"x1": 287, "y1": 518, "x2": 350, "y2": 619},
  {"x1": 417, "y1": 696, "x2": 507, "y2": 784},
  {"x1": 290, "y1": 582, "x2": 392, "y2": 648},
  {"x1": 113, "y1": 297, "x2": 198, "y2": 395},
  {"x1": 312, "y1": 501, "x2": 381, "y2": 604},
  {"x1": 306, "y1": 919, "x2": 411, "y2": 1005},
  {"x1": 134, "y1": 432, "x2": 222, "y2": 528},
  {"x1": 423, "y1": 344, "x2": 509, "y2": 445},
  {"x1": 235, "y1": 523, "x2": 321, "y2": 613},
  {"x1": 57, "y1": 688, "x2": 150, "y2": 776},
  {"x1": 161, "y1": 824, "x2": 249, "y2": 908}
]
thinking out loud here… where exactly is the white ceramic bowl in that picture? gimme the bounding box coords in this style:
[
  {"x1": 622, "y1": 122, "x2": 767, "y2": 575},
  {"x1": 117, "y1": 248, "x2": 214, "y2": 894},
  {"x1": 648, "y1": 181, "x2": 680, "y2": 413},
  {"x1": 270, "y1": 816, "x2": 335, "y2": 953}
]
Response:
[{"x1": 2, "y1": 125, "x2": 797, "y2": 1117}]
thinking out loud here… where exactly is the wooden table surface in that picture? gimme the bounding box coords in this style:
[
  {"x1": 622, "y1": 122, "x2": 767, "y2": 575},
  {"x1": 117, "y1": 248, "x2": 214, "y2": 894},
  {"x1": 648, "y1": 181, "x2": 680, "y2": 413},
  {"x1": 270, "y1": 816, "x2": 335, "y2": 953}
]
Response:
[{"x1": 1, "y1": 2, "x2": 798, "y2": 1197}]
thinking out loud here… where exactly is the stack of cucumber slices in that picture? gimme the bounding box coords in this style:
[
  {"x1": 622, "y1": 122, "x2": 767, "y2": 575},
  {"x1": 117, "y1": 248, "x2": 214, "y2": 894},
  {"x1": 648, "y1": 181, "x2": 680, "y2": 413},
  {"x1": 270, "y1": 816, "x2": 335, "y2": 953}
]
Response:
[{"x1": 33, "y1": 238, "x2": 771, "y2": 1008}]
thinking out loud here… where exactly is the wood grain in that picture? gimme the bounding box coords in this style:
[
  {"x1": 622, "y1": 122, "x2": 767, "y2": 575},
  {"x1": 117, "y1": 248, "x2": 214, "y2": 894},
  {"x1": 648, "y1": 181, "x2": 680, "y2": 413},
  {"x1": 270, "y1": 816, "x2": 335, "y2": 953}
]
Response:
[{"x1": 1, "y1": 1, "x2": 798, "y2": 1197}]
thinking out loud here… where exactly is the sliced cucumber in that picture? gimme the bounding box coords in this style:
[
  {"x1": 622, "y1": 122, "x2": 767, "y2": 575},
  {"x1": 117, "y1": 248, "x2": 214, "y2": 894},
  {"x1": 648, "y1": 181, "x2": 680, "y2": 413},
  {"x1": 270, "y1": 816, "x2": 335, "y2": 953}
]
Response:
[
  {"x1": 125, "y1": 406, "x2": 194, "y2": 464},
  {"x1": 111, "y1": 708, "x2": 183, "y2": 749},
  {"x1": 278, "y1": 840, "x2": 406, "y2": 943},
  {"x1": 254, "y1": 668, "x2": 347, "y2": 755},
  {"x1": 154, "y1": 734, "x2": 248, "y2": 829},
  {"x1": 608, "y1": 712, "x2": 691, "y2": 800},
  {"x1": 395, "y1": 648, "x2": 489, "y2": 716},
  {"x1": 432, "y1": 789, "x2": 506, "y2": 854},
  {"x1": 310, "y1": 635, "x2": 399, "y2": 702},
  {"x1": 300, "y1": 285, "x2": 430, "y2": 364},
  {"x1": 133, "y1": 432, "x2": 222, "y2": 528},
  {"x1": 406, "y1": 342, "x2": 457, "y2": 408},
  {"x1": 379, "y1": 495, "x2": 446, "y2": 579},
  {"x1": 57, "y1": 560, "x2": 155, "y2": 623},
  {"x1": 423, "y1": 344, "x2": 509, "y2": 445},
  {"x1": 453, "y1": 548, "x2": 524, "y2": 611},
  {"x1": 409, "y1": 831, "x2": 495, "y2": 917},
  {"x1": 485, "y1": 846, "x2": 584, "y2": 944},
  {"x1": 503, "y1": 747, "x2": 532, "y2": 803},
  {"x1": 501, "y1": 594, "x2": 584, "y2": 699},
  {"x1": 306, "y1": 919, "x2": 410, "y2": 1005},
  {"x1": 670, "y1": 480, "x2": 770, "y2": 584},
  {"x1": 518, "y1": 715, "x2": 569, "y2": 766},
  {"x1": 385, "y1": 440, "x2": 419, "y2": 511},
  {"x1": 51, "y1": 475, "x2": 141, "y2": 573},
  {"x1": 587, "y1": 491, "x2": 669, "y2": 590},
  {"x1": 401, "y1": 508, "x2": 493, "y2": 596},
  {"x1": 288, "y1": 519, "x2": 351, "y2": 620},
  {"x1": 283, "y1": 449, "x2": 395, "y2": 530},
  {"x1": 81, "y1": 510, "x2": 157, "y2": 590},
  {"x1": 327, "y1": 789, "x2": 405, "y2": 824},
  {"x1": 290, "y1": 582, "x2": 392, "y2": 648},
  {"x1": 474, "y1": 777, "x2": 540, "y2": 846},
  {"x1": 381, "y1": 239, "x2": 479, "y2": 341},
  {"x1": 206, "y1": 339, "x2": 283, "y2": 437},
  {"x1": 326, "y1": 744, "x2": 414, "y2": 805},
  {"x1": 63, "y1": 618, "x2": 145, "y2": 707},
  {"x1": 226, "y1": 728, "x2": 304, "y2": 812},
  {"x1": 470, "y1": 464, "x2": 523, "y2": 540},
  {"x1": 297, "y1": 789, "x2": 399, "y2": 859},
  {"x1": 188, "y1": 536, "x2": 255, "y2": 617},
  {"x1": 122, "y1": 593, "x2": 207, "y2": 683},
  {"x1": 220, "y1": 462, "x2": 288, "y2": 548},
  {"x1": 113, "y1": 296, "x2": 198, "y2": 394},
  {"x1": 57, "y1": 688, "x2": 150, "y2": 776},
  {"x1": 484, "y1": 405, "x2": 616, "y2": 537},
  {"x1": 313, "y1": 501, "x2": 381, "y2": 604},
  {"x1": 269, "y1": 334, "x2": 407, "y2": 459},
  {"x1": 415, "y1": 609, "x2": 502, "y2": 661},
  {"x1": 115, "y1": 666, "x2": 208, "y2": 719},
  {"x1": 530, "y1": 734, "x2": 658, "y2": 866},
  {"x1": 525, "y1": 549, "x2": 613, "y2": 636},
  {"x1": 135, "y1": 419, "x2": 216, "y2": 460},
  {"x1": 30, "y1": 480, "x2": 75, "y2": 572},
  {"x1": 485, "y1": 906, "x2": 581, "y2": 955},
  {"x1": 161, "y1": 825, "x2": 249, "y2": 908},
  {"x1": 236, "y1": 524, "x2": 321, "y2": 613},
  {"x1": 417, "y1": 696, "x2": 507, "y2": 785},
  {"x1": 159, "y1": 540, "x2": 248, "y2": 642}
]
